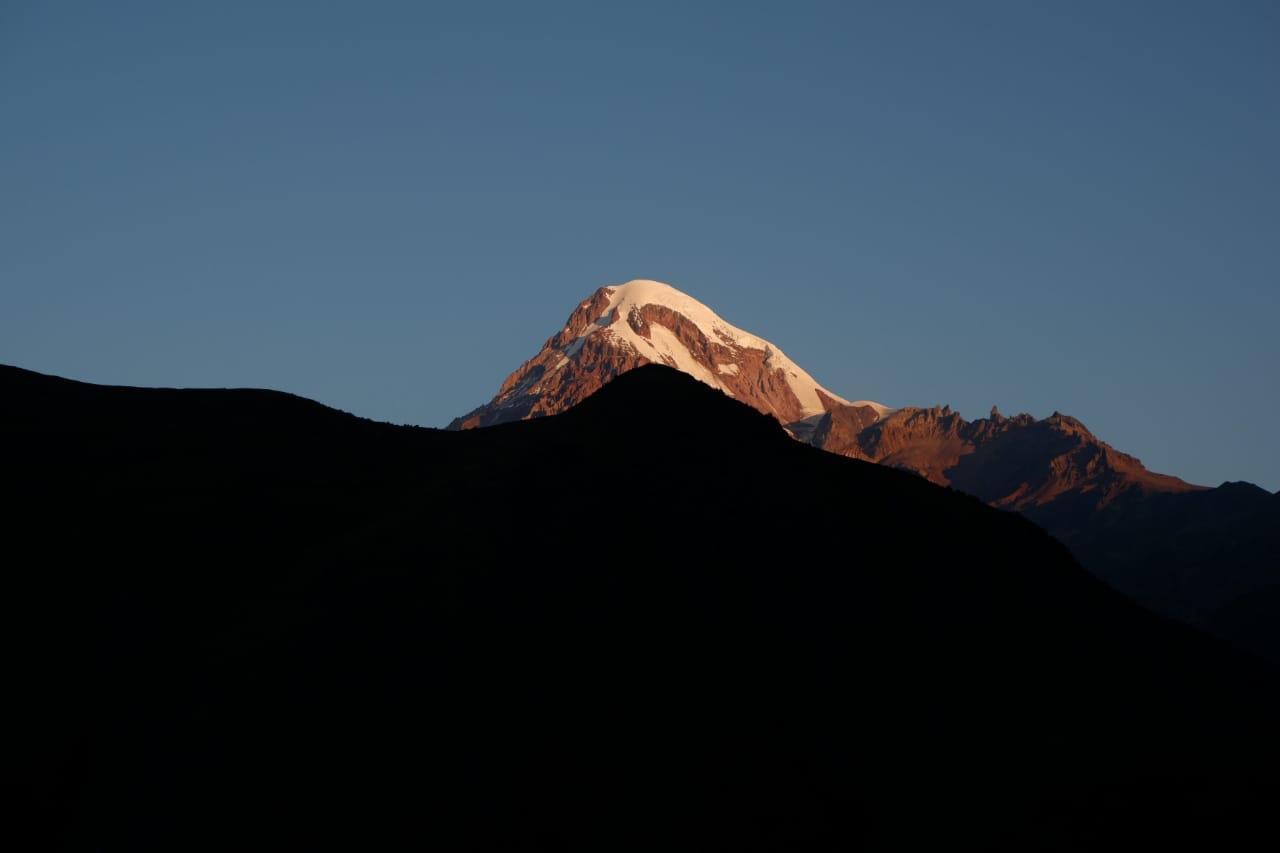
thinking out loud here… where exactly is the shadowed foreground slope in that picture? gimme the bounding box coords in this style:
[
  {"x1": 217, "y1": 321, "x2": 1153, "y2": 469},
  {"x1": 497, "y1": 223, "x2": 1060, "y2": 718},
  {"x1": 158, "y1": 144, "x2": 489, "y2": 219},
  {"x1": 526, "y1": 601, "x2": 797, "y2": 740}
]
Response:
[{"x1": 2, "y1": 363, "x2": 1277, "y2": 851}]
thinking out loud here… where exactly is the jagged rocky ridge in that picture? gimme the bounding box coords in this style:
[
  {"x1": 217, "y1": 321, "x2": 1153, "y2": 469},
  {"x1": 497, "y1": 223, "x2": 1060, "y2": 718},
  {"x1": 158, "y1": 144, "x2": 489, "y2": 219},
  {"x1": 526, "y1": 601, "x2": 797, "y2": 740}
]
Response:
[{"x1": 812, "y1": 401, "x2": 1199, "y2": 514}]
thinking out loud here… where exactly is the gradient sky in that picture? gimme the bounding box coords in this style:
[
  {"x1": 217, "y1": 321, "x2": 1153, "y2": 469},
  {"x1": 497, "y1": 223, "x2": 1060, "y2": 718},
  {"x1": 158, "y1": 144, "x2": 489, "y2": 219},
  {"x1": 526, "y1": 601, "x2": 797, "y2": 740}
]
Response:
[{"x1": 2, "y1": 1, "x2": 1277, "y2": 489}]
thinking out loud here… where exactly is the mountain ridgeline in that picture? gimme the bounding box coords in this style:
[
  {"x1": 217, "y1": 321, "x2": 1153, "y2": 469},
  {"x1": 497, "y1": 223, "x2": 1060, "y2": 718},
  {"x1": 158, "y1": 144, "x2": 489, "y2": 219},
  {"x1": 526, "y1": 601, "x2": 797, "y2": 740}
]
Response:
[
  {"x1": 453, "y1": 280, "x2": 1280, "y2": 662},
  {"x1": 3, "y1": 362, "x2": 1278, "y2": 850}
]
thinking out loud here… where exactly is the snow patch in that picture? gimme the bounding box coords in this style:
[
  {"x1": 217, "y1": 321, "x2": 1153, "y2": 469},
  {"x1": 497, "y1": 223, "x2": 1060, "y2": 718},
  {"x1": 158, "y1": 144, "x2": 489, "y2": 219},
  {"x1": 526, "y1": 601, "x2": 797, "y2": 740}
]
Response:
[{"x1": 848, "y1": 400, "x2": 893, "y2": 418}]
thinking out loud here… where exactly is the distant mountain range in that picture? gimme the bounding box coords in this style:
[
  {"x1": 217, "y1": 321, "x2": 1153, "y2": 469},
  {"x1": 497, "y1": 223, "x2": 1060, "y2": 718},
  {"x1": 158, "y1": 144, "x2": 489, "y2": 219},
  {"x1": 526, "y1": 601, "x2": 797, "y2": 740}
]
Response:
[
  {"x1": 3, "y1": 362, "x2": 1277, "y2": 850},
  {"x1": 453, "y1": 280, "x2": 1280, "y2": 661}
]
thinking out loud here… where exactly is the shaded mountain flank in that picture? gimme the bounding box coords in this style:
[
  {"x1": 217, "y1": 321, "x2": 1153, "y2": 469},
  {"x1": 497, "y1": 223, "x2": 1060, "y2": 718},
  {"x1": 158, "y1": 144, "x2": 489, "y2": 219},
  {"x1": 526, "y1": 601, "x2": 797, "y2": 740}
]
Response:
[
  {"x1": 3, "y1": 362, "x2": 1278, "y2": 852},
  {"x1": 453, "y1": 281, "x2": 1280, "y2": 662}
]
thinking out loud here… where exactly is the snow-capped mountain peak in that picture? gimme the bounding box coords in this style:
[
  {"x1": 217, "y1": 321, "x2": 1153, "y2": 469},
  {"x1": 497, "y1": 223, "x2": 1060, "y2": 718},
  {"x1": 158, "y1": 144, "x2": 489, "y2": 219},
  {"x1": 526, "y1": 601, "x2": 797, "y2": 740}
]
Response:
[{"x1": 450, "y1": 279, "x2": 888, "y2": 430}]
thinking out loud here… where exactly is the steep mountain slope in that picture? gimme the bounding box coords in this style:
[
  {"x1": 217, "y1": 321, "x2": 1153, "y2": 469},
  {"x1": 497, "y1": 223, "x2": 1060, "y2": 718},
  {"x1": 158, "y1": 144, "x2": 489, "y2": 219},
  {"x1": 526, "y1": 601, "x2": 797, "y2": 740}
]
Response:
[{"x1": 3, "y1": 362, "x2": 1277, "y2": 851}]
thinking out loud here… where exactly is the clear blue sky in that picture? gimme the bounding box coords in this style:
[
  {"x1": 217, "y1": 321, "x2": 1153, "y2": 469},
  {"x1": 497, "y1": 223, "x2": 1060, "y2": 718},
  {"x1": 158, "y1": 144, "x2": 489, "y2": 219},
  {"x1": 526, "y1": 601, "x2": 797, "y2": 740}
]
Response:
[{"x1": 2, "y1": 1, "x2": 1277, "y2": 489}]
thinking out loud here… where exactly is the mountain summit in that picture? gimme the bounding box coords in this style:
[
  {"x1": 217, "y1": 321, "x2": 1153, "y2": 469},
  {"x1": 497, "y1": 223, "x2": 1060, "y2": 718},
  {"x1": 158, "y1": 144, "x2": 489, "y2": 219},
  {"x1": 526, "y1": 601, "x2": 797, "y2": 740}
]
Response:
[{"x1": 449, "y1": 279, "x2": 889, "y2": 431}]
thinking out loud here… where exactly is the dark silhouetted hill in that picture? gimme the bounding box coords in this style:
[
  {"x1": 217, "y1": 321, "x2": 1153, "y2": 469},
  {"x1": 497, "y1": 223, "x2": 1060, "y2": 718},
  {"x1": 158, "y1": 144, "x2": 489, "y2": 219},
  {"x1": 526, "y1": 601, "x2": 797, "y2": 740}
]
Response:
[
  {"x1": 3, "y1": 363, "x2": 1277, "y2": 852},
  {"x1": 1054, "y1": 480, "x2": 1280, "y2": 662}
]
